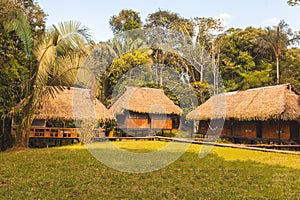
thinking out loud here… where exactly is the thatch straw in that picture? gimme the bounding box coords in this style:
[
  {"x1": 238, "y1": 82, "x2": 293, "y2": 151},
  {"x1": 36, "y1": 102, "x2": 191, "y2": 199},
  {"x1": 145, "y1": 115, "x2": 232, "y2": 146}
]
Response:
[
  {"x1": 109, "y1": 87, "x2": 182, "y2": 116},
  {"x1": 35, "y1": 87, "x2": 114, "y2": 121},
  {"x1": 187, "y1": 84, "x2": 300, "y2": 121}
]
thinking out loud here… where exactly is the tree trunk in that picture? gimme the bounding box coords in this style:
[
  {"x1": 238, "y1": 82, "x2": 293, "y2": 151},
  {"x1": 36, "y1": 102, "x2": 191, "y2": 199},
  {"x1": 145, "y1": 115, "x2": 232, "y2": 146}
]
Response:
[
  {"x1": 159, "y1": 65, "x2": 163, "y2": 86},
  {"x1": 22, "y1": 129, "x2": 29, "y2": 147},
  {"x1": 212, "y1": 53, "x2": 216, "y2": 95},
  {"x1": 200, "y1": 48, "x2": 204, "y2": 82},
  {"x1": 15, "y1": 112, "x2": 32, "y2": 148},
  {"x1": 15, "y1": 128, "x2": 28, "y2": 148},
  {"x1": 212, "y1": 51, "x2": 220, "y2": 95},
  {"x1": 276, "y1": 56, "x2": 280, "y2": 85},
  {"x1": 216, "y1": 51, "x2": 220, "y2": 94},
  {"x1": 155, "y1": 64, "x2": 158, "y2": 84}
]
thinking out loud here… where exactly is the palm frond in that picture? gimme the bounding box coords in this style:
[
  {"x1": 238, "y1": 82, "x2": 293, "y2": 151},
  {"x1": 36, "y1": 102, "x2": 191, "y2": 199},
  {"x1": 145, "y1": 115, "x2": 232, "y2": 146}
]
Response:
[
  {"x1": 34, "y1": 38, "x2": 57, "y2": 88},
  {"x1": 54, "y1": 21, "x2": 91, "y2": 54},
  {"x1": 52, "y1": 53, "x2": 87, "y2": 86},
  {"x1": 34, "y1": 21, "x2": 91, "y2": 89}
]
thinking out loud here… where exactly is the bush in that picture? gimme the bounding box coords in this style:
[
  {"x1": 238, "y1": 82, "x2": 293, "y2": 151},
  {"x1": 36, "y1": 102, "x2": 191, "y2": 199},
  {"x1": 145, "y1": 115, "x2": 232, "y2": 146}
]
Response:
[{"x1": 155, "y1": 130, "x2": 177, "y2": 137}]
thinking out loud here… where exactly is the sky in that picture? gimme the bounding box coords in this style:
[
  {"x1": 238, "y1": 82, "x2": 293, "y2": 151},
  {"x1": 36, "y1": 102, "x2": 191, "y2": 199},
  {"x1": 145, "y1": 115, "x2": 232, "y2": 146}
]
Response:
[{"x1": 38, "y1": 0, "x2": 300, "y2": 43}]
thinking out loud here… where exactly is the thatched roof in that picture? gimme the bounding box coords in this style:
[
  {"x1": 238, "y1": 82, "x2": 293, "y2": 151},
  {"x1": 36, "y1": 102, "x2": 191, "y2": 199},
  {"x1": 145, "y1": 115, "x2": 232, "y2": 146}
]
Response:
[
  {"x1": 35, "y1": 87, "x2": 114, "y2": 121},
  {"x1": 187, "y1": 84, "x2": 300, "y2": 121},
  {"x1": 109, "y1": 87, "x2": 182, "y2": 116}
]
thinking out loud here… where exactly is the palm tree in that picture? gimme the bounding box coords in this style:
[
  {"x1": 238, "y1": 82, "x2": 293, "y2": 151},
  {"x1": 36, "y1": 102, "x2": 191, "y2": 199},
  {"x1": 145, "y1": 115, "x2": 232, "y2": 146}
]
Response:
[
  {"x1": 6, "y1": 10, "x2": 90, "y2": 147},
  {"x1": 261, "y1": 20, "x2": 299, "y2": 85}
]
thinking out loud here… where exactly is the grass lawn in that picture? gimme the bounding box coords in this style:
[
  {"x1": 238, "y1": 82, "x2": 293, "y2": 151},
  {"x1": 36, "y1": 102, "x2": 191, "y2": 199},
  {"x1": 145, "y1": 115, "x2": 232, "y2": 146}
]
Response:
[{"x1": 1, "y1": 141, "x2": 300, "y2": 199}]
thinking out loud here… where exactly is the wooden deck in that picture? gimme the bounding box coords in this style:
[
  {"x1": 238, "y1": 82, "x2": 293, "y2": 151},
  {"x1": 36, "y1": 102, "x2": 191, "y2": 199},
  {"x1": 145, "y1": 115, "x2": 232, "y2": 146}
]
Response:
[
  {"x1": 153, "y1": 136, "x2": 300, "y2": 155},
  {"x1": 104, "y1": 136, "x2": 156, "y2": 141},
  {"x1": 10, "y1": 126, "x2": 300, "y2": 152},
  {"x1": 246, "y1": 144, "x2": 300, "y2": 151},
  {"x1": 219, "y1": 135, "x2": 300, "y2": 145}
]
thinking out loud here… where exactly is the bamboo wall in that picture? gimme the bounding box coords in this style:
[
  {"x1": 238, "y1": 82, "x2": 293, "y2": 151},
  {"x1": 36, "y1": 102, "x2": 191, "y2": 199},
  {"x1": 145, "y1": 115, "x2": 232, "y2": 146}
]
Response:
[
  {"x1": 261, "y1": 122, "x2": 290, "y2": 140},
  {"x1": 151, "y1": 119, "x2": 172, "y2": 129},
  {"x1": 119, "y1": 112, "x2": 175, "y2": 130},
  {"x1": 198, "y1": 121, "x2": 208, "y2": 135},
  {"x1": 198, "y1": 121, "x2": 231, "y2": 135},
  {"x1": 127, "y1": 118, "x2": 149, "y2": 129},
  {"x1": 240, "y1": 124, "x2": 257, "y2": 138}
]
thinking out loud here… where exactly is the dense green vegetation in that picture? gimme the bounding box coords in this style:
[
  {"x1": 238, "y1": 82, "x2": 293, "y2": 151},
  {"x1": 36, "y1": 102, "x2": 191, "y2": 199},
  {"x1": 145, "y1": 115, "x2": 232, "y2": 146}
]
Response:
[
  {"x1": 0, "y1": 0, "x2": 91, "y2": 148},
  {"x1": 0, "y1": 141, "x2": 300, "y2": 199},
  {"x1": 0, "y1": 0, "x2": 46, "y2": 149},
  {"x1": 1, "y1": 0, "x2": 300, "y2": 149}
]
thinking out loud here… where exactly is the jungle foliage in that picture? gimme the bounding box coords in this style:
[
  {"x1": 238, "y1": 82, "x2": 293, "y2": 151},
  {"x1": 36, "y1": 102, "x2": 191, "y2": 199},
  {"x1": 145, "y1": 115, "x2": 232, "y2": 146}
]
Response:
[{"x1": 1, "y1": 3, "x2": 300, "y2": 148}]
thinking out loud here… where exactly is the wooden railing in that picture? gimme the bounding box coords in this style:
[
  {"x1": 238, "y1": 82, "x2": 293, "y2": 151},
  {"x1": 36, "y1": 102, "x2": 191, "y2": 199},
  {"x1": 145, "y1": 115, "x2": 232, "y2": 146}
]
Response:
[
  {"x1": 12, "y1": 126, "x2": 80, "y2": 139},
  {"x1": 11, "y1": 126, "x2": 107, "y2": 140}
]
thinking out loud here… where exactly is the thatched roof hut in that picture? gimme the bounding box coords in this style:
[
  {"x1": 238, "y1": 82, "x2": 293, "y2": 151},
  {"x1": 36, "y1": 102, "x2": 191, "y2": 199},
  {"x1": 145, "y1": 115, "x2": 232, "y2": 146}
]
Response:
[
  {"x1": 187, "y1": 84, "x2": 300, "y2": 121},
  {"x1": 35, "y1": 87, "x2": 114, "y2": 121},
  {"x1": 109, "y1": 87, "x2": 182, "y2": 116}
]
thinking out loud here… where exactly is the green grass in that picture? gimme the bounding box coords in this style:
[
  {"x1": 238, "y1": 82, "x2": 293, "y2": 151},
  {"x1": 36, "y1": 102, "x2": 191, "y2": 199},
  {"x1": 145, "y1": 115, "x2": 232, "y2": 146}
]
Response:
[{"x1": 1, "y1": 141, "x2": 300, "y2": 199}]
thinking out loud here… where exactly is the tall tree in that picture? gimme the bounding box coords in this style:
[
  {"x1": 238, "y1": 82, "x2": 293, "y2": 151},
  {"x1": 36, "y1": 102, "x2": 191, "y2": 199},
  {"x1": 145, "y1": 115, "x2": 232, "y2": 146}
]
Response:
[
  {"x1": 280, "y1": 48, "x2": 300, "y2": 91},
  {"x1": 194, "y1": 17, "x2": 223, "y2": 93},
  {"x1": 109, "y1": 9, "x2": 142, "y2": 34},
  {"x1": 0, "y1": 0, "x2": 46, "y2": 116},
  {"x1": 144, "y1": 10, "x2": 196, "y2": 88},
  {"x1": 261, "y1": 20, "x2": 300, "y2": 85},
  {"x1": 145, "y1": 9, "x2": 194, "y2": 37},
  {"x1": 0, "y1": 0, "x2": 47, "y2": 150},
  {"x1": 0, "y1": 1, "x2": 25, "y2": 116},
  {"x1": 100, "y1": 50, "x2": 151, "y2": 106},
  {"x1": 7, "y1": 11, "x2": 90, "y2": 147},
  {"x1": 18, "y1": 0, "x2": 46, "y2": 39},
  {"x1": 218, "y1": 27, "x2": 274, "y2": 91}
]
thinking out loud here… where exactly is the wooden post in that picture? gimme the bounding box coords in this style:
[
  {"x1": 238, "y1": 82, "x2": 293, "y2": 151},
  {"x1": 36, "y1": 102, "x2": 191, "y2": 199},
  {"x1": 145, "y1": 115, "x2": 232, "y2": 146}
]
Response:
[
  {"x1": 277, "y1": 120, "x2": 281, "y2": 145},
  {"x1": 191, "y1": 121, "x2": 194, "y2": 139}
]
